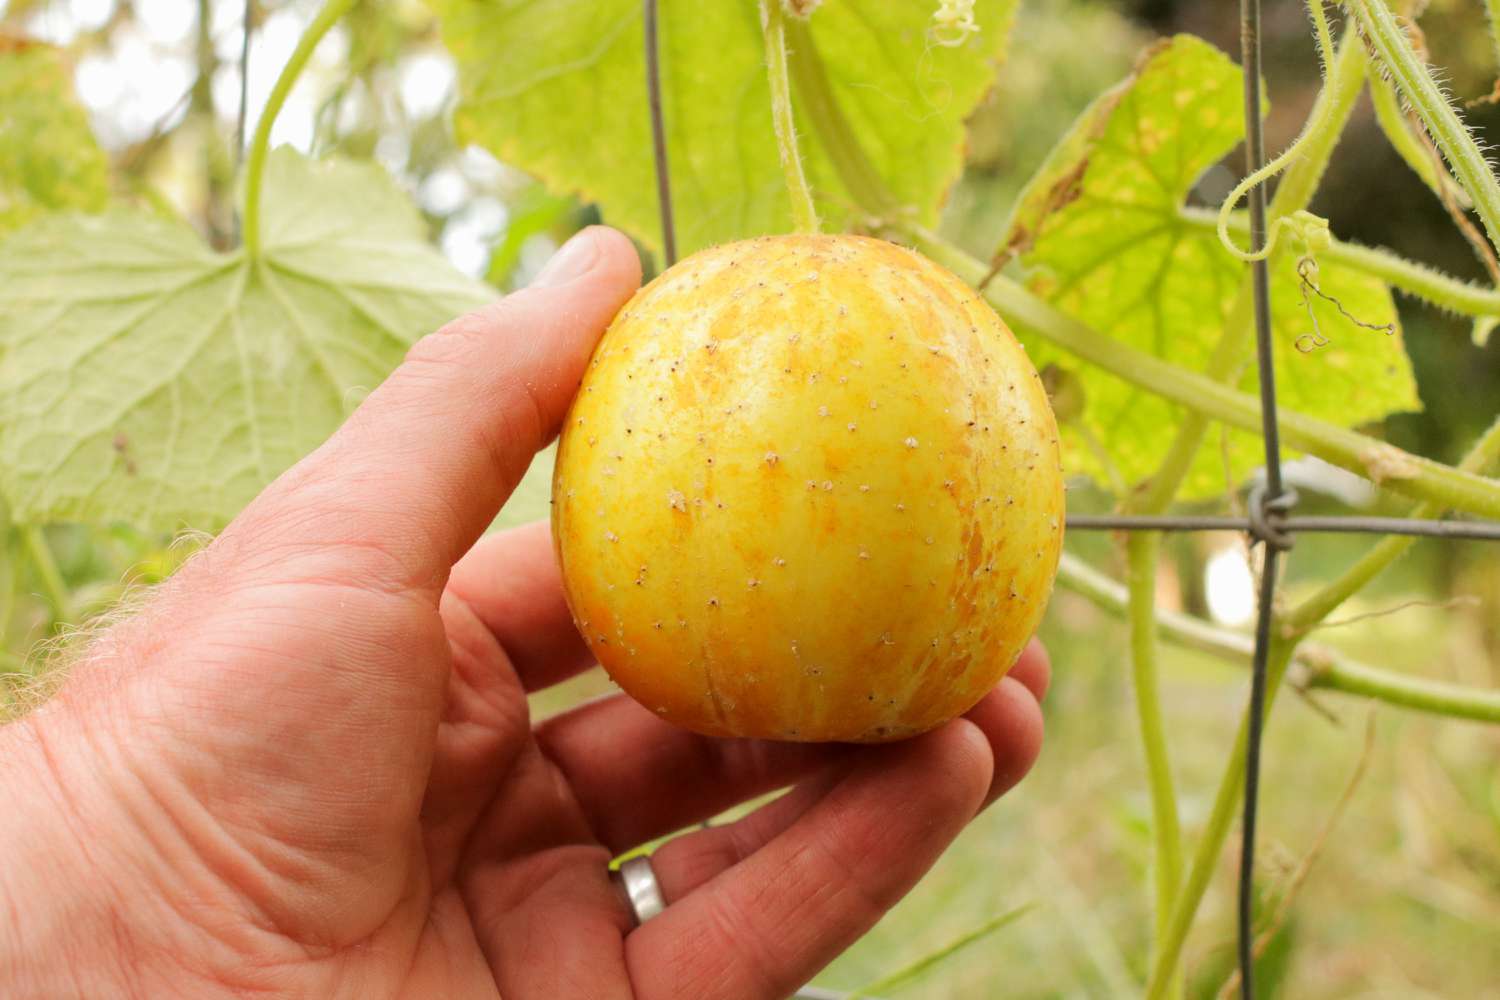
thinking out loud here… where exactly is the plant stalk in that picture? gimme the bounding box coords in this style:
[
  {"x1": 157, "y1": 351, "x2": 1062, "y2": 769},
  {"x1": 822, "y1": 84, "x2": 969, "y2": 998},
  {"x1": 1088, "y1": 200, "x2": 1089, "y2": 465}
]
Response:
[
  {"x1": 1347, "y1": 0, "x2": 1500, "y2": 256},
  {"x1": 1137, "y1": 28, "x2": 1368, "y2": 517},
  {"x1": 1057, "y1": 552, "x2": 1500, "y2": 723},
  {"x1": 904, "y1": 229, "x2": 1500, "y2": 521},
  {"x1": 1143, "y1": 416, "x2": 1500, "y2": 997},
  {"x1": 20, "y1": 526, "x2": 71, "y2": 626},
  {"x1": 760, "y1": 0, "x2": 820, "y2": 234},
  {"x1": 1186, "y1": 207, "x2": 1500, "y2": 319},
  {"x1": 1285, "y1": 413, "x2": 1500, "y2": 632},
  {"x1": 241, "y1": 0, "x2": 357, "y2": 258},
  {"x1": 1126, "y1": 531, "x2": 1184, "y2": 979}
]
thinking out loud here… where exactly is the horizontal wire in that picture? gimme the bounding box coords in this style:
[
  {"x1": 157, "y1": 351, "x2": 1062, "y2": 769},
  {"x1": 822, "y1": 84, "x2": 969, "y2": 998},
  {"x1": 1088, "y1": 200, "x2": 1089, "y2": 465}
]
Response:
[{"x1": 1065, "y1": 513, "x2": 1500, "y2": 541}]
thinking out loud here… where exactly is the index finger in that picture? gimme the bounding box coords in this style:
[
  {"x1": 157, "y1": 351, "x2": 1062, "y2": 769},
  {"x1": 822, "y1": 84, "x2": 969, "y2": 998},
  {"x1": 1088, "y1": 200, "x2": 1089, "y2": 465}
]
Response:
[{"x1": 224, "y1": 227, "x2": 642, "y2": 595}]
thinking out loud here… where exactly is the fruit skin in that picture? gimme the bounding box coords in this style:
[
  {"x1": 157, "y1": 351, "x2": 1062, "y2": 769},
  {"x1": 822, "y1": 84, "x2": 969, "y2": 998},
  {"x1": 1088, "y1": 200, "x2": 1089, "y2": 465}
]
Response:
[{"x1": 552, "y1": 234, "x2": 1064, "y2": 743}]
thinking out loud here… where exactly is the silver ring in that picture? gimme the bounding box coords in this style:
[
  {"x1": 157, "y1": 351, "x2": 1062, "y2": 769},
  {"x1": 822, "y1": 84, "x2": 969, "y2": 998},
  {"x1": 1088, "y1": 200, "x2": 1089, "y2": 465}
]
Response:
[{"x1": 615, "y1": 855, "x2": 666, "y2": 926}]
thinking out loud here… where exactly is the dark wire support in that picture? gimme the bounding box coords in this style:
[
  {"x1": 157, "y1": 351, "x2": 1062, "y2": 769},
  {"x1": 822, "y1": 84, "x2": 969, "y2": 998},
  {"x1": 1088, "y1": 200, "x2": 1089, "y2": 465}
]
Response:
[
  {"x1": 1065, "y1": 513, "x2": 1500, "y2": 542},
  {"x1": 643, "y1": 0, "x2": 678, "y2": 267},
  {"x1": 628, "y1": 4, "x2": 1500, "y2": 995},
  {"x1": 237, "y1": 0, "x2": 253, "y2": 163},
  {"x1": 1239, "y1": 1, "x2": 1282, "y2": 997}
]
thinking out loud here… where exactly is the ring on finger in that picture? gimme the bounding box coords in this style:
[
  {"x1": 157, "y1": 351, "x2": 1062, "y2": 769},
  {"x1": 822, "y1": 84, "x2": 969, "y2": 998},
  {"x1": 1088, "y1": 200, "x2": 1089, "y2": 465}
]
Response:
[{"x1": 613, "y1": 854, "x2": 666, "y2": 927}]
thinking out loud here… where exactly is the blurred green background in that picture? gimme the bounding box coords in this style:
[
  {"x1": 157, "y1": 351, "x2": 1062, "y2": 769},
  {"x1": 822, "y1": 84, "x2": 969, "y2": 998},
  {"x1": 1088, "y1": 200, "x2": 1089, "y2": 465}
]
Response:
[{"x1": 2, "y1": 0, "x2": 1498, "y2": 996}]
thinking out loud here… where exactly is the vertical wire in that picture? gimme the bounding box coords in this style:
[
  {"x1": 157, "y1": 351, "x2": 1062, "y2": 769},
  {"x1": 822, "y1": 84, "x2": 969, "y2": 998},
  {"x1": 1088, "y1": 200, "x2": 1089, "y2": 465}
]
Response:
[
  {"x1": 237, "y1": 0, "x2": 253, "y2": 164},
  {"x1": 1239, "y1": 1, "x2": 1288, "y2": 997},
  {"x1": 644, "y1": 0, "x2": 678, "y2": 266}
]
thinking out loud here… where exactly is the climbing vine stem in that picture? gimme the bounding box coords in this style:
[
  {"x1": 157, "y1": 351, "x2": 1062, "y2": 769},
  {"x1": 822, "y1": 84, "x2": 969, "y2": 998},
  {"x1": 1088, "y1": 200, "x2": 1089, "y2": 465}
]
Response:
[
  {"x1": 1348, "y1": 0, "x2": 1500, "y2": 256},
  {"x1": 760, "y1": 0, "x2": 820, "y2": 234},
  {"x1": 241, "y1": 0, "x2": 357, "y2": 258},
  {"x1": 1187, "y1": 207, "x2": 1500, "y2": 320},
  {"x1": 1143, "y1": 414, "x2": 1500, "y2": 998},
  {"x1": 1215, "y1": 0, "x2": 1340, "y2": 261},
  {"x1": 1126, "y1": 531, "x2": 1183, "y2": 988},
  {"x1": 780, "y1": 13, "x2": 1500, "y2": 994},
  {"x1": 905, "y1": 229, "x2": 1500, "y2": 521},
  {"x1": 1055, "y1": 553, "x2": 1500, "y2": 724}
]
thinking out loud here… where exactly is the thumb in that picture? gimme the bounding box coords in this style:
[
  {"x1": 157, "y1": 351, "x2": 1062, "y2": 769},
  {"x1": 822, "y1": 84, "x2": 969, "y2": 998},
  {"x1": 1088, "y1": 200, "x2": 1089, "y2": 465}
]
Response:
[{"x1": 226, "y1": 225, "x2": 642, "y2": 591}]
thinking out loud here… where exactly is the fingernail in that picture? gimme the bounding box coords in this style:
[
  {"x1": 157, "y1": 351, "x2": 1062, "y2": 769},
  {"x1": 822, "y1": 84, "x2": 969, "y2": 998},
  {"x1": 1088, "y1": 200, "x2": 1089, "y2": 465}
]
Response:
[{"x1": 532, "y1": 229, "x2": 602, "y2": 288}]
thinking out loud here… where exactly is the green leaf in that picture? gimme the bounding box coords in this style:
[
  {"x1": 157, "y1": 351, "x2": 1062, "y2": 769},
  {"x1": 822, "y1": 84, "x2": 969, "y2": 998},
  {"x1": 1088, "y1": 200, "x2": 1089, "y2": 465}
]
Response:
[
  {"x1": 0, "y1": 148, "x2": 493, "y2": 531},
  {"x1": 1014, "y1": 35, "x2": 1419, "y2": 498},
  {"x1": 436, "y1": 0, "x2": 1017, "y2": 257},
  {"x1": 0, "y1": 41, "x2": 110, "y2": 234}
]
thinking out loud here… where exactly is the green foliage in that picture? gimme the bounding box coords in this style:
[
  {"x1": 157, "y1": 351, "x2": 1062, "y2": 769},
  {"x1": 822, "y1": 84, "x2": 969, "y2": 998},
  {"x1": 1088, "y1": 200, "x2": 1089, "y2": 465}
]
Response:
[
  {"x1": 0, "y1": 42, "x2": 109, "y2": 234},
  {"x1": 0, "y1": 149, "x2": 492, "y2": 532},
  {"x1": 1011, "y1": 36, "x2": 1419, "y2": 497},
  {"x1": 436, "y1": 0, "x2": 1017, "y2": 258}
]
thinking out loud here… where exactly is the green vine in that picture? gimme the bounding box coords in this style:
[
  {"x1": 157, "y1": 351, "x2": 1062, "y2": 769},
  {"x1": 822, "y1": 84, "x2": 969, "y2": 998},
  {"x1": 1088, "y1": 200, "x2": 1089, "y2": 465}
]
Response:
[
  {"x1": 1137, "y1": 28, "x2": 1369, "y2": 518},
  {"x1": 1186, "y1": 207, "x2": 1500, "y2": 319},
  {"x1": 1126, "y1": 531, "x2": 1183, "y2": 987},
  {"x1": 760, "y1": 0, "x2": 820, "y2": 234},
  {"x1": 1215, "y1": 0, "x2": 1340, "y2": 262},
  {"x1": 1056, "y1": 553, "x2": 1500, "y2": 723},
  {"x1": 904, "y1": 230, "x2": 1500, "y2": 521},
  {"x1": 241, "y1": 0, "x2": 358, "y2": 259},
  {"x1": 779, "y1": 23, "x2": 1500, "y2": 994},
  {"x1": 1143, "y1": 414, "x2": 1500, "y2": 997},
  {"x1": 1348, "y1": 0, "x2": 1500, "y2": 257}
]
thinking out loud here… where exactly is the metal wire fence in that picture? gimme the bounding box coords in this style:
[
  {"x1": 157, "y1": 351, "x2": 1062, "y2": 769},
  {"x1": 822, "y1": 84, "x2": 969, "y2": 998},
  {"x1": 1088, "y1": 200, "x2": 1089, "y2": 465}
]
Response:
[{"x1": 638, "y1": 2, "x2": 1500, "y2": 997}]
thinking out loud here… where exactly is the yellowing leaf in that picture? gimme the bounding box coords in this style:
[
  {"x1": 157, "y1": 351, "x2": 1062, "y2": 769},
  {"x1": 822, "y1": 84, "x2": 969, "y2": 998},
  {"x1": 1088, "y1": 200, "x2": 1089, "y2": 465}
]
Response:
[
  {"x1": 0, "y1": 149, "x2": 493, "y2": 531},
  {"x1": 1015, "y1": 35, "x2": 1419, "y2": 498},
  {"x1": 436, "y1": 0, "x2": 1017, "y2": 257},
  {"x1": 0, "y1": 41, "x2": 109, "y2": 234}
]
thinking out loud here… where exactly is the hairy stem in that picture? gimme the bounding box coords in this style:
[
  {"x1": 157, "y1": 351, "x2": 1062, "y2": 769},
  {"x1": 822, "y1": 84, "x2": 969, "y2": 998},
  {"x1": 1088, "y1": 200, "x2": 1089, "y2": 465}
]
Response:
[
  {"x1": 1312, "y1": 657, "x2": 1500, "y2": 722},
  {"x1": 1286, "y1": 413, "x2": 1500, "y2": 631},
  {"x1": 1057, "y1": 552, "x2": 1500, "y2": 723},
  {"x1": 1215, "y1": 0, "x2": 1341, "y2": 261},
  {"x1": 1367, "y1": 69, "x2": 1470, "y2": 209},
  {"x1": 1348, "y1": 0, "x2": 1500, "y2": 255},
  {"x1": 1184, "y1": 207, "x2": 1500, "y2": 318},
  {"x1": 784, "y1": 16, "x2": 895, "y2": 218},
  {"x1": 242, "y1": 0, "x2": 356, "y2": 258},
  {"x1": 760, "y1": 0, "x2": 820, "y2": 234}
]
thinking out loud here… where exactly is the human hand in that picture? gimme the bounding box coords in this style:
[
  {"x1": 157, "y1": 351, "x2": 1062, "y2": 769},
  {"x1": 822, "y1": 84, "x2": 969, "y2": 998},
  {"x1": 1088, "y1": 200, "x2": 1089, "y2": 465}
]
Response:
[{"x1": 0, "y1": 227, "x2": 1048, "y2": 1000}]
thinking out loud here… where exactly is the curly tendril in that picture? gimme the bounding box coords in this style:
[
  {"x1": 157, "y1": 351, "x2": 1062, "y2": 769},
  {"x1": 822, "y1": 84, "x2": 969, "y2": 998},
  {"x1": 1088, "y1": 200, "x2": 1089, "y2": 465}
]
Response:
[{"x1": 1216, "y1": 0, "x2": 1339, "y2": 262}]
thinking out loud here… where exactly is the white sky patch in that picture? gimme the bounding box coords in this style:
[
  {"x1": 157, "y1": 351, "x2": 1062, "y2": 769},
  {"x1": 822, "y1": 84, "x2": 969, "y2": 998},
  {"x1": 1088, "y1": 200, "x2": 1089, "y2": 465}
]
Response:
[
  {"x1": 75, "y1": 23, "x2": 194, "y2": 148},
  {"x1": 1205, "y1": 545, "x2": 1256, "y2": 628},
  {"x1": 134, "y1": 0, "x2": 195, "y2": 46},
  {"x1": 71, "y1": 0, "x2": 115, "y2": 32},
  {"x1": 442, "y1": 197, "x2": 509, "y2": 278},
  {"x1": 420, "y1": 167, "x2": 470, "y2": 216},
  {"x1": 398, "y1": 51, "x2": 456, "y2": 120}
]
